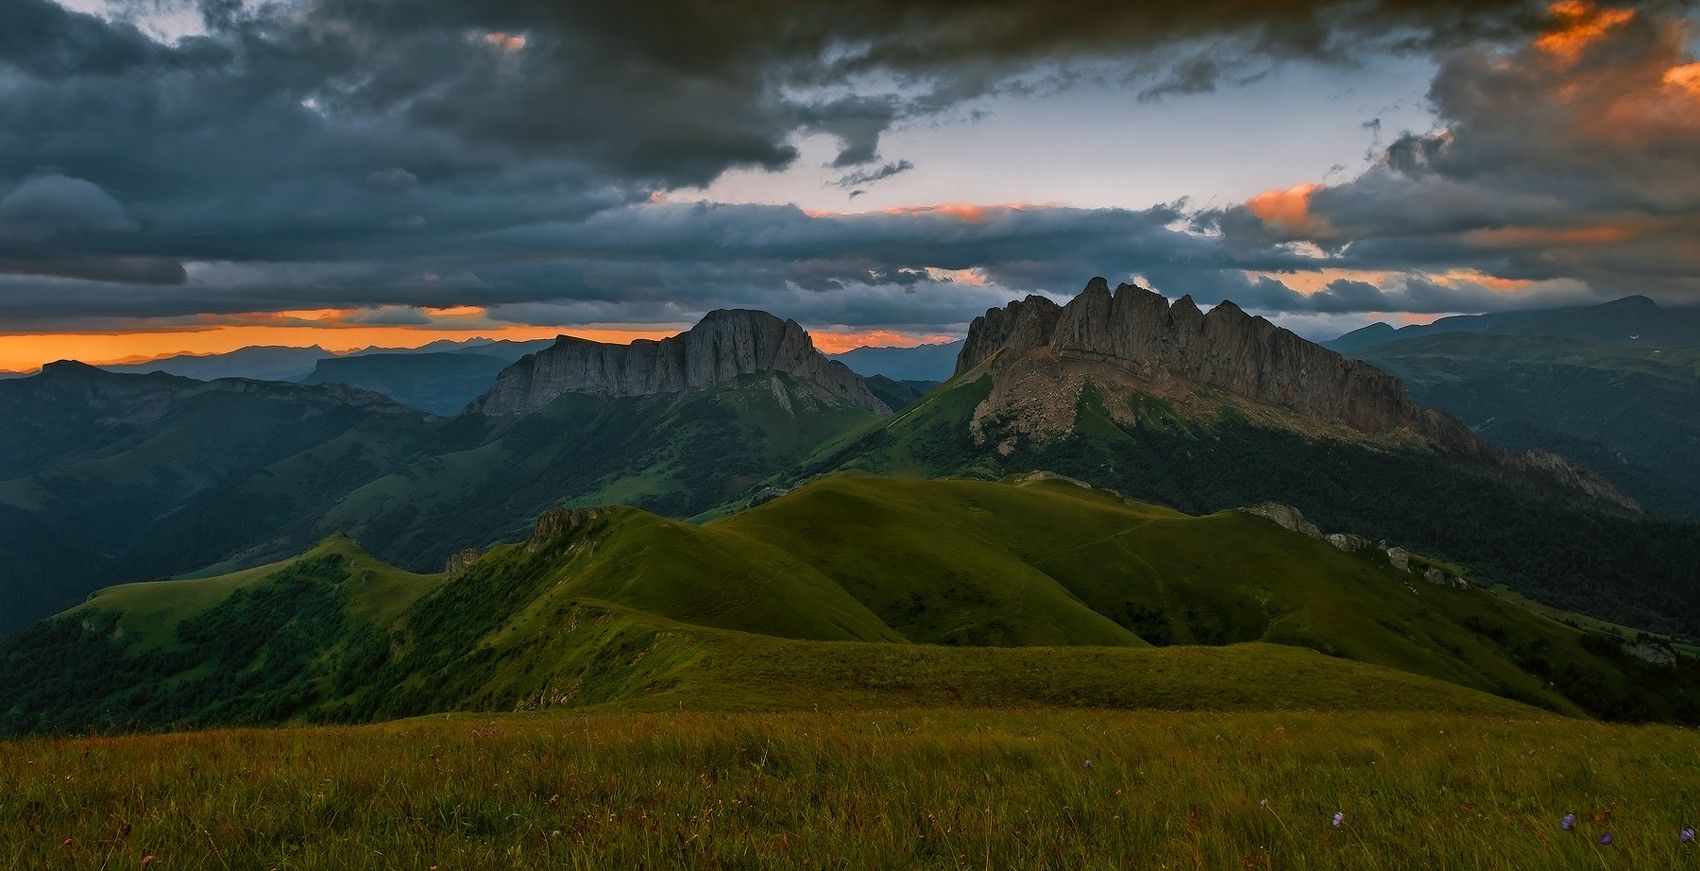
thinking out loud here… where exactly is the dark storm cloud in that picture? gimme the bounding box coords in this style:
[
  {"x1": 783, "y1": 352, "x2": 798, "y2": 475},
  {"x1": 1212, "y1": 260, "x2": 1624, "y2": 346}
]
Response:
[
  {"x1": 1207, "y1": 0, "x2": 1700, "y2": 305},
  {"x1": 1, "y1": 0, "x2": 1688, "y2": 334}
]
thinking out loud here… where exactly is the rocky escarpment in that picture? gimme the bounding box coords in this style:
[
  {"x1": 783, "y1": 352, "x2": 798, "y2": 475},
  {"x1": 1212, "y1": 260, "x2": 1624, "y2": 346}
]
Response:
[
  {"x1": 468, "y1": 310, "x2": 890, "y2": 416},
  {"x1": 955, "y1": 278, "x2": 1637, "y2": 510},
  {"x1": 957, "y1": 278, "x2": 1479, "y2": 448}
]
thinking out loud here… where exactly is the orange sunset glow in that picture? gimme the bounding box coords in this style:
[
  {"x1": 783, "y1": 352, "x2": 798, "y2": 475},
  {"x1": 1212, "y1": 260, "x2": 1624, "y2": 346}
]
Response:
[
  {"x1": 1535, "y1": 0, "x2": 1636, "y2": 61},
  {"x1": 0, "y1": 323, "x2": 958, "y2": 372}
]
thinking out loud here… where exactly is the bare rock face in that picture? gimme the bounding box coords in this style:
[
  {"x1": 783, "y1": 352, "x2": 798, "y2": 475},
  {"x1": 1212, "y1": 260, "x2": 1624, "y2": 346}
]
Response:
[
  {"x1": 1242, "y1": 503, "x2": 1323, "y2": 539},
  {"x1": 957, "y1": 278, "x2": 1479, "y2": 448},
  {"x1": 1514, "y1": 449, "x2": 1641, "y2": 513},
  {"x1": 528, "y1": 506, "x2": 613, "y2": 551},
  {"x1": 953, "y1": 279, "x2": 1639, "y2": 511},
  {"x1": 469, "y1": 310, "x2": 890, "y2": 416},
  {"x1": 443, "y1": 549, "x2": 481, "y2": 576}
]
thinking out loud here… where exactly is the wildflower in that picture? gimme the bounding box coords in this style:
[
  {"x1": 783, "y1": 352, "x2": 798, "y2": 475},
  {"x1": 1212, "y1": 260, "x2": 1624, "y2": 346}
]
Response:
[
  {"x1": 1561, "y1": 814, "x2": 1576, "y2": 832},
  {"x1": 1683, "y1": 827, "x2": 1695, "y2": 844},
  {"x1": 141, "y1": 857, "x2": 156, "y2": 867},
  {"x1": 1259, "y1": 799, "x2": 1270, "y2": 810},
  {"x1": 1599, "y1": 832, "x2": 1613, "y2": 846},
  {"x1": 1083, "y1": 759, "x2": 1093, "y2": 769},
  {"x1": 1332, "y1": 812, "x2": 1345, "y2": 828}
]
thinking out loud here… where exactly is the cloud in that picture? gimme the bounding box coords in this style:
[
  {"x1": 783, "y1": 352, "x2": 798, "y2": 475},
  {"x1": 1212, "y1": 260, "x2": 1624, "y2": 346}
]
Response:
[
  {"x1": 0, "y1": 175, "x2": 137, "y2": 241},
  {"x1": 832, "y1": 160, "x2": 915, "y2": 189},
  {"x1": 3, "y1": 0, "x2": 1696, "y2": 342},
  {"x1": 1210, "y1": 0, "x2": 1700, "y2": 302}
]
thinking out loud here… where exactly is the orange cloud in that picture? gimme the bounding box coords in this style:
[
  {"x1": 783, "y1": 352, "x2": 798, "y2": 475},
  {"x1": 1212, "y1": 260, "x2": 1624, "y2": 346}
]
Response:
[
  {"x1": 803, "y1": 202, "x2": 1056, "y2": 221},
  {"x1": 481, "y1": 31, "x2": 527, "y2": 52},
  {"x1": 1424, "y1": 269, "x2": 1535, "y2": 292},
  {"x1": 1272, "y1": 268, "x2": 1394, "y2": 294},
  {"x1": 1535, "y1": 1, "x2": 1636, "y2": 63},
  {"x1": 1664, "y1": 63, "x2": 1700, "y2": 97},
  {"x1": 1245, "y1": 182, "x2": 1329, "y2": 235}
]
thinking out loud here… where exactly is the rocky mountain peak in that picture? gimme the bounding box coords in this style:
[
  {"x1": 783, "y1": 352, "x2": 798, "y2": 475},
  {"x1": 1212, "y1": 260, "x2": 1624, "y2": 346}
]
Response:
[
  {"x1": 956, "y1": 277, "x2": 1481, "y2": 444},
  {"x1": 469, "y1": 309, "x2": 890, "y2": 416}
]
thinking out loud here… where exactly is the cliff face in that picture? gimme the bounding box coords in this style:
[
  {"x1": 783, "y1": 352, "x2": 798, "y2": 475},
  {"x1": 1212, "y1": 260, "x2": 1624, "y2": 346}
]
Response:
[
  {"x1": 956, "y1": 278, "x2": 1478, "y2": 448},
  {"x1": 469, "y1": 310, "x2": 890, "y2": 416}
]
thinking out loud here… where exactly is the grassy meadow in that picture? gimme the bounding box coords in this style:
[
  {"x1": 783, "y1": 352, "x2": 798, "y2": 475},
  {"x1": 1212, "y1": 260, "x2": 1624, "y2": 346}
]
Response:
[{"x1": 5, "y1": 707, "x2": 1699, "y2": 869}]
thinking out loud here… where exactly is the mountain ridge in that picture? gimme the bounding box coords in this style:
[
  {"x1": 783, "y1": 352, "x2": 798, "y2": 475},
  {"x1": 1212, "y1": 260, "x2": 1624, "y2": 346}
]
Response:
[{"x1": 470, "y1": 309, "x2": 890, "y2": 416}]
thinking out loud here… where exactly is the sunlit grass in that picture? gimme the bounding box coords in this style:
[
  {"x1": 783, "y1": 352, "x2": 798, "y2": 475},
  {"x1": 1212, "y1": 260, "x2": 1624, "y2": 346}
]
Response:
[{"x1": 5, "y1": 708, "x2": 1697, "y2": 869}]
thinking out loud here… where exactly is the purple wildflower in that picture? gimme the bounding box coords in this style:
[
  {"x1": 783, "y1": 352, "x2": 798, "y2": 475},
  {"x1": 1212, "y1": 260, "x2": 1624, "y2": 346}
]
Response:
[
  {"x1": 1561, "y1": 814, "x2": 1576, "y2": 832},
  {"x1": 1682, "y1": 827, "x2": 1695, "y2": 844},
  {"x1": 1599, "y1": 832, "x2": 1613, "y2": 846},
  {"x1": 1332, "y1": 812, "x2": 1345, "y2": 829}
]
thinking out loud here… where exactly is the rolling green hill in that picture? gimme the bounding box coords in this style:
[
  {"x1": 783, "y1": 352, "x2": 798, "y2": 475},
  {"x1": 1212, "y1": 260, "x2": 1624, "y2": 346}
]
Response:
[
  {"x1": 5, "y1": 475, "x2": 1693, "y2": 735},
  {"x1": 1346, "y1": 333, "x2": 1700, "y2": 516},
  {"x1": 0, "y1": 363, "x2": 446, "y2": 633},
  {"x1": 306, "y1": 372, "x2": 886, "y2": 574},
  {"x1": 800, "y1": 373, "x2": 1700, "y2": 641}
]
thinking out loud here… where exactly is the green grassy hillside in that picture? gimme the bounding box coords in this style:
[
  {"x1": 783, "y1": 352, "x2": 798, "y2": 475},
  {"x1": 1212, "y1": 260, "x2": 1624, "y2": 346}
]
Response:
[
  {"x1": 12, "y1": 708, "x2": 1700, "y2": 869},
  {"x1": 312, "y1": 372, "x2": 883, "y2": 573},
  {"x1": 6, "y1": 475, "x2": 1695, "y2": 735},
  {"x1": 802, "y1": 374, "x2": 1700, "y2": 641},
  {"x1": 0, "y1": 365, "x2": 444, "y2": 633}
]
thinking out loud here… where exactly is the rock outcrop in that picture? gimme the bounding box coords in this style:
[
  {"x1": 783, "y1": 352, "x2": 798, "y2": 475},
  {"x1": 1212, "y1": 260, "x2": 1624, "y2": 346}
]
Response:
[
  {"x1": 469, "y1": 309, "x2": 890, "y2": 416},
  {"x1": 956, "y1": 278, "x2": 1478, "y2": 447},
  {"x1": 1513, "y1": 448, "x2": 1641, "y2": 513},
  {"x1": 528, "y1": 505, "x2": 614, "y2": 551},
  {"x1": 443, "y1": 549, "x2": 481, "y2": 576},
  {"x1": 1242, "y1": 503, "x2": 1323, "y2": 539},
  {"x1": 955, "y1": 278, "x2": 1638, "y2": 510}
]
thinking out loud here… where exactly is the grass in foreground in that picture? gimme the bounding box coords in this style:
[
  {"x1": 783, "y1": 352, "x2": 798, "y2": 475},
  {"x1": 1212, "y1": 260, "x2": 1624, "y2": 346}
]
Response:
[{"x1": 5, "y1": 708, "x2": 1698, "y2": 869}]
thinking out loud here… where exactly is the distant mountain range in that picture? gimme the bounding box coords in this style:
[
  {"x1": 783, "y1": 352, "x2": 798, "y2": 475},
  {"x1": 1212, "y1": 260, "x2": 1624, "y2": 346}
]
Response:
[
  {"x1": 1328, "y1": 297, "x2": 1700, "y2": 517},
  {"x1": 95, "y1": 337, "x2": 556, "y2": 384},
  {"x1": 1327, "y1": 295, "x2": 1700, "y2": 352},
  {"x1": 829, "y1": 340, "x2": 962, "y2": 382},
  {"x1": 302, "y1": 352, "x2": 512, "y2": 416}
]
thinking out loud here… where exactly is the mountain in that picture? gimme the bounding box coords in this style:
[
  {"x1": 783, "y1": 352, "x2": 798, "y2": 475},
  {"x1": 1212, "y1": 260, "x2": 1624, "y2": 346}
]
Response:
[
  {"x1": 863, "y1": 375, "x2": 934, "y2": 412},
  {"x1": 303, "y1": 352, "x2": 511, "y2": 416},
  {"x1": 280, "y1": 310, "x2": 896, "y2": 572},
  {"x1": 830, "y1": 340, "x2": 963, "y2": 381},
  {"x1": 799, "y1": 279, "x2": 1700, "y2": 638},
  {"x1": 1346, "y1": 334, "x2": 1700, "y2": 516},
  {"x1": 470, "y1": 309, "x2": 888, "y2": 415},
  {"x1": 955, "y1": 278, "x2": 1482, "y2": 448},
  {"x1": 0, "y1": 362, "x2": 442, "y2": 633},
  {"x1": 0, "y1": 312, "x2": 898, "y2": 631},
  {"x1": 3, "y1": 475, "x2": 1692, "y2": 735},
  {"x1": 100, "y1": 345, "x2": 333, "y2": 382},
  {"x1": 307, "y1": 369, "x2": 887, "y2": 574},
  {"x1": 90, "y1": 338, "x2": 558, "y2": 387},
  {"x1": 345, "y1": 336, "x2": 556, "y2": 362},
  {"x1": 1327, "y1": 295, "x2": 1700, "y2": 351}
]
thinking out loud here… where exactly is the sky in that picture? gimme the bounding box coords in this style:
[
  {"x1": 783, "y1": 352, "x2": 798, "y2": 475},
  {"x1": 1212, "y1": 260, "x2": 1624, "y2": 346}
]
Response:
[{"x1": 2, "y1": 0, "x2": 1699, "y2": 370}]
